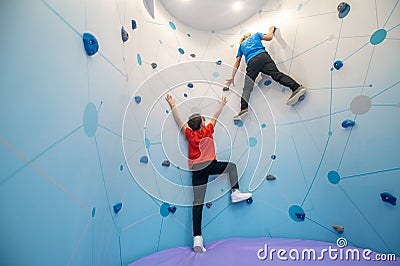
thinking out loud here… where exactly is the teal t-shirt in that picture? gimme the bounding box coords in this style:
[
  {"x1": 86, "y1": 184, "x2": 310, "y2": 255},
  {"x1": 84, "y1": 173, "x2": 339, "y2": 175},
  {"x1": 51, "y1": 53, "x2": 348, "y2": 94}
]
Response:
[{"x1": 236, "y1": 32, "x2": 266, "y2": 64}]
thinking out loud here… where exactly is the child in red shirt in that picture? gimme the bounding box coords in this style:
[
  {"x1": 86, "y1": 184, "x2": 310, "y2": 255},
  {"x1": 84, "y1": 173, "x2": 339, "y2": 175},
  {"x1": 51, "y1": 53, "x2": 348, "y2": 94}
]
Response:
[{"x1": 165, "y1": 94, "x2": 252, "y2": 253}]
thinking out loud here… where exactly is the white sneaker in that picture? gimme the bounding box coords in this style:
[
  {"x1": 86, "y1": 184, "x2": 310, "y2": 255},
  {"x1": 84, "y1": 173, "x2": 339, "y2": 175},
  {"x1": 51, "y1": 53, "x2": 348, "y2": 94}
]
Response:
[
  {"x1": 286, "y1": 85, "x2": 306, "y2": 106},
  {"x1": 193, "y1": 235, "x2": 206, "y2": 253},
  {"x1": 231, "y1": 189, "x2": 252, "y2": 203}
]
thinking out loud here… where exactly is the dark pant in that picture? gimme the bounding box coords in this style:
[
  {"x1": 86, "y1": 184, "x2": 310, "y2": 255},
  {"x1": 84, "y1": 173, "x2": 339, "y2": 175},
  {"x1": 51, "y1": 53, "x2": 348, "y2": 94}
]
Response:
[
  {"x1": 241, "y1": 52, "x2": 300, "y2": 110},
  {"x1": 192, "y1": 160, "x2": 239, "y2": 236}
]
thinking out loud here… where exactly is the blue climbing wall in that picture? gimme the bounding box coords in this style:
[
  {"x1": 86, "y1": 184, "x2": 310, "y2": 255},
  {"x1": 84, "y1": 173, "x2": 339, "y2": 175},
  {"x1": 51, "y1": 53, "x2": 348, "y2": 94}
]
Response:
[{"x1": 0, "y1": 0, "x2": 399, "y2": 265}]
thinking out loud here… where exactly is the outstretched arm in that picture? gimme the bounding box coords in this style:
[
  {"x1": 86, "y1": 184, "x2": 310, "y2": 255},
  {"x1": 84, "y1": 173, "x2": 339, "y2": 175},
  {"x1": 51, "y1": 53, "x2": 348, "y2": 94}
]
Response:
[
  {"x1": 262, "y1": 26, "x2": 275, "y2": 41},
  {"x1": 225, "y1": 56, "x2": 242, "y2": 88},
  {"x1": 165, "y1": 94, "x2": 187, "y2": 133},
  {"x1": 210, "y1": 96, "x2": 228, "y2": 127}
]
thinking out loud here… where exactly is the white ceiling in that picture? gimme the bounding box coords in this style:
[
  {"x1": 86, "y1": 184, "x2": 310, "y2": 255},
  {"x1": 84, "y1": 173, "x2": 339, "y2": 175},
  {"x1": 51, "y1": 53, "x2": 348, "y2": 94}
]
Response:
[{"x1": 158, "y1": 0, "x2": 267, "y2": 31}]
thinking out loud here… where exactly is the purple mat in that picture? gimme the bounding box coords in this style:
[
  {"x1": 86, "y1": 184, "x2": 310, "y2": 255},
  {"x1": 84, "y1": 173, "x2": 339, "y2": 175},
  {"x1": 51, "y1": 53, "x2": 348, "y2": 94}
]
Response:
[{"x1": 130, "y1": 237, "x2": 399, "y2": 265}]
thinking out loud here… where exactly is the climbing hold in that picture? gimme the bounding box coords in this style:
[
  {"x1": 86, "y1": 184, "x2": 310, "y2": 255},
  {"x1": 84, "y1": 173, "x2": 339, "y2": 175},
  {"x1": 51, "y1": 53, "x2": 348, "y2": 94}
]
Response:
[
  {"x1": 187, "y1": 83, "x2": 194, "y2": 88},
  {"x1": 337, "y1": 2, "x2": 350, "y2": 19},
  {"x1": 380, "y1": 192, "x2": 397, "y2": 206},
  {"x1": 333, "y1": 225, "x2": 344, "y2": 234},
  {"x1": 266, "y1": 174, "x2": 276, "y2": 181},
  {"x1": 333, "y1": 60, "x2": 343, "y2": 70},
  {"x1": 234, "y1": 120, "x2": 243, "y2": 127},
  {"x1": 140, "y1": 155, "x2": 148, "y2": 164},
  {"x1": 132, "y1": 20, "x2": 137, "y2": 30},
  {"x1": 216, "y1": 60, "x2": 222, "y2": 65},
  {"x1": 168, "y1": 206, "x2": 177, "y2": 213},
  {"x1": 264, "y1": 80, "x2": 272, "y2": 86},
  {"x1": 91, "y1": 207, "x2": 96, "y2": 217},
  {"x1": 183, "y1": 93, "x2": 188, "y2": 97},
  {"x1": 295, "y1": 212, "x2": 305, "y2": 221},
  {"x1": 178, "y1": 48, "x2": 185, "y2": 54},
  {"x1": 190, "y1": 53, "x2": 196, "y2": 58},
  {"x1": 206, "y1": 202, "x2": 213, "y2": 208},
  {"x1": 223, "y1": 87, "x2": 229, "y2": 91},
  {"x1": 134, "y1": 96, "x2": 142, "y2": 104},
  {"x1": 341, "y1": 119, "x2": 355, "y2": 128},
  {"x1": 151, "y1": 63, "x2": 157, "y2": 69},
  {"x1": 113, "y1": 202, "x2": 122, "y2": 214},
  {"x1": 83, "y1": 33, "x2": 99, "y2": 56},
  {"x1": 246, "y1": 197, "x2": 253, "y2": 204},
  {"x1": 121, "y1": 26, "x2": 129, "y2": 42},
  {"x1": 271, "y1": 154, "x2": 277, "y2": 160},
  {"x1": 120, "y1": 165, "x2": 123, "y2": 171},
  {"x1": 162, "y1": 160, "x2": 170, "y2": 167}
]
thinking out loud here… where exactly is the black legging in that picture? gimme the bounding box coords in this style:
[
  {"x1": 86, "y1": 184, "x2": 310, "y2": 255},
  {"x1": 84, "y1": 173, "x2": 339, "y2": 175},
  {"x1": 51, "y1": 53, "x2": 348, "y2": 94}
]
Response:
[
  {"x1": 192, "y1": 160, "x2": 239, "y2": 236},
  {"x1": 241, "y1": 52, "x2": 300, "y2": 110}
]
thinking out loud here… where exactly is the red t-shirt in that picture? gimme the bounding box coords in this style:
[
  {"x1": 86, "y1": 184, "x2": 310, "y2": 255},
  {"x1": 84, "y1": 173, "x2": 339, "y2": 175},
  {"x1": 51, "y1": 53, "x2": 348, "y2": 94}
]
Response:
[{"x1": 185, "y1": 123, "x2": 216, "y2": 169}]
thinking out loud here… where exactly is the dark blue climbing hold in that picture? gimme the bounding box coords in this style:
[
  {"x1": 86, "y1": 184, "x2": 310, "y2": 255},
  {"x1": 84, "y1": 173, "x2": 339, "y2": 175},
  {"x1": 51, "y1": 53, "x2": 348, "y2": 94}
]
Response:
[
  {"x1": 140, "y1": 155, "x2": 148, "y2": 164},
  {"x1": 187, "y1": 33, "x2": 191, "y2": 37},
  {"x1": 162, "y1": 160, "x2": 170, "y2": 167},
  {"x1": 132, "y1": 20, "x2": 137, "y2": 30},
  {"x1": 168, "y1": 206, "x2": 177, "y2": 213},
  {"x1": 187, "y1": 83, "x2": 194, "y2": 88},
  {"x1": 264, "y1": 80, "x2": 272, "y2": 86},
  {"x1": 151, "y1": 63, "x2": 157, "y2": 69},
  {"x1": 91, "y1": 207, "x2": 96, "y2": 217},
  {"x1": 341, "y1": 119, "x2": 355, "y2": 128},
  {"x1": 337, "y1": 2, "x2": 350, "y2": 19},
  {"x1": 271, "y1": 154, "x2": 276, "y2": 160},
  {"x1": 184, "y1": 93, "x2": 188, "y2": 97},
  {"x1": 334, "y1": 60, "x2": 343, "y2": 70},
  {"x1": 190, "y1": 53, "x2": 196, "y2": 58},
  {"x1": 206, "y1": 202, "x2": 213, "y2": 208},
  {"x1": 216, "y1": 60, "x2": 222, "y2": 65},
  {"x1": 121, "y1": 26, "x2": 129, "y2": 42},
  {"x1": 178, "y1": 48, "x2": 185, "y2": 55},
  {"x1": 266, "y1": 174, "x2": 276, "y2": 181},
  {"x1": 380, "y1": 192, "x2": 396, "y2": 206},
  {"x1": 223, "y1": 87, "x2": 229, "y2": 91},
  {"x1": 83, "y1": 33, "x2": 99, "y2": 56},
  {"x1": 120, "y1": 165, "x2": 123, "y2": 171},
  {"x1": 113, "y1": 202, "x2": 122, "y2": 214},
  {"x1": 134, "y1": 96, "x2": 142, "y2": 104},
  {"x1": 246, "y1": 197, "x2": 253, "y2": 204},
  {"x1": 295, "y1": 212, "x2": 305, "y2": 221}
]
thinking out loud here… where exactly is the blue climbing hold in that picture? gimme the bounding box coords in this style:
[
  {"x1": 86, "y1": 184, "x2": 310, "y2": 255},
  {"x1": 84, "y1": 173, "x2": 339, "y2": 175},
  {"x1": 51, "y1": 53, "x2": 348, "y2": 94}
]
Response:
[
  {"x1": 160, "y1": 203, "x2": 170, "y2": 217},
  {"x1": 113, "y1": 202, "x2": 122, "y2": 214},
  {"x1": 134, "y1": 96, "x2": 141, "y2": 104},
  {"x1": 370, "y1": 29, "x2": 387, "y2": 45},
  {"x1": 132, "y1": 20, "x2": 137, "y2": 30},
  {"x1": 271, "y1": 154, "x2": 277, "y2": 160},
  {"x1": 187, "y1": 83, "x2": 194, "y2": 88},
  {"x1": 137, "y1": 53, "x2": 142, "y2": 65},
  {"x1": 140, "y1": 155, "x2": 148, "y2": 164},
  {"x1": 264, "y1": 80, "x2": 272, "y2": 86},
  {"x1": 234, "y1": 120, "x2": 243, "y2": 127},
  {"x1": 120, "y1": 165, "x2": 123, "y2": 171},
  {"x1": 178, "y1": 48, "x2": 185, "y2": 54},
  {"x1": 380, "y1": 192, "x2": 396, "y2": 206},
  {"x1": 334, "y1": 60, "x2": 343, "y2": 70},
  {"x1": 216, "y1": 60, "x2": 222, "y2": 65},
  {"x1": 121, "y1": 26, "x2": 129, "y2": 42},
  {"x1": 83, "y1": 33, "x2": 99, "y2": 56},
  {"x1": 183, "y1": 93, "x2": 188, "y2": 97},
  {"x1": 341, "y1": 119, "x2": 355, "y2": 128},
  {"x1": 328, "y1": 170, "x2": 340, "y2": 184},
  {"x1": 162, "y1": 160, "x2": 170, "y2": 167},
  {"x1": 168, "y1": 206, "x2": 177, "y2": 213},
  {"x1": 337, "y1": 2, "x2": 350, "y2": 19},
  {"x1": 91, "y1": 207, "x2": 96, "y2": 217}
]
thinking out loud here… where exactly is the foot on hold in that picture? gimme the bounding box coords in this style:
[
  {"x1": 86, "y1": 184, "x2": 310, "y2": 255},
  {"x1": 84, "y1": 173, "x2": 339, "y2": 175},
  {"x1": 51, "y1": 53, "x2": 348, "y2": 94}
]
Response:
[
  {"x1": 333, "y1": 225, "x2": 344, "y2": 234},
  {"x1": 286, "y1": 85, "x2": 306, "y2": 106},
  {"x1": 233, "y1": 109, "x2": 248, "y2": 121},
  {"x1": 231, "y1": 189, "x2": 252, "y2": 203},
  {"x1": 193, "y1": 235, "x2": 206, "y2": 253}
]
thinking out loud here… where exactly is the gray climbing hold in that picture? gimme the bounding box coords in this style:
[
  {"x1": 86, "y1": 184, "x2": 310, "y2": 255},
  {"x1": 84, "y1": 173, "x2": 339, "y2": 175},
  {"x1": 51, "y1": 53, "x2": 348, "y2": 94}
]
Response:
[
  {"x1": 162, "y1": 160, "x2": 170, "y2": 167},
  {"x1": 151, "y1": 62, "x2": 157, "y2": 69},
  {"x1": 121, "y1": 26, "x2": 129, "y2": 42},
  {"x1": 333, "y1": 225, "x2": 344, "y2": 234},
  {"x1": 190, "y1": 53, "x2": 196, "y2": 58}
]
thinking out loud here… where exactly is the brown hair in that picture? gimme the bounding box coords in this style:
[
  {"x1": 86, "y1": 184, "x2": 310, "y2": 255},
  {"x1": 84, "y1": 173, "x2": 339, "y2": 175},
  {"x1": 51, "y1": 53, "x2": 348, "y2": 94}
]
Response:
[{"x1": 187, "y1": 113, "x2": 204, "y2": 131}]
